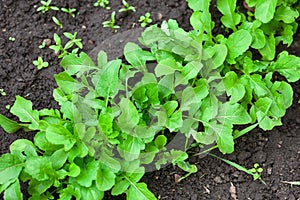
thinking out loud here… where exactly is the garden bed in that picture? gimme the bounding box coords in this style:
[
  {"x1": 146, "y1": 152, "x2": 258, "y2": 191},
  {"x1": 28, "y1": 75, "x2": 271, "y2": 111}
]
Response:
[{"x1": 0, "y1": 0, "x2": 300, "y2": 199}]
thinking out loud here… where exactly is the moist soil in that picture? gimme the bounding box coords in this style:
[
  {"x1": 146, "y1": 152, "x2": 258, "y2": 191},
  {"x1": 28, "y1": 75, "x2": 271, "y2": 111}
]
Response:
[{"x1": 0, "y1": 0, "x2": 300, "y2": 199}]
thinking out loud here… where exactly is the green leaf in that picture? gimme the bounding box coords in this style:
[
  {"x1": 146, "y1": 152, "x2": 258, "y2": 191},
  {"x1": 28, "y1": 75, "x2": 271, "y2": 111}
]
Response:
[
  {"x1": 118, "y1": 136, "x2": 145, "y2": 161},
  {"x1": 49, "y1": 148, "x2": 69, "y2": 170},
  {"x1": 77, "y1": 183, "x2": 104, "y2": 200},
  {"x1": 97, "y1": 51, "x2": 108, "y2": 68},
  {"x1": 10, "y1": 96, "x2": 39, "y2": 130},
  {"x1": 155, "y1": 58, "x2": 182, "y2": 77},
  {"x1": 124, "y1": 42, "x2": 154, "y2": 72},
  {"x1": 254, "y1": 0, "x2": 277, "y2": 23},
  {"x1": 154, "y1": 135, "x2": 167, "y2": 149},
  {"x1": 223, "y1": 71, "x2": 245, "y2": 103},
  {"x1": 215, "y1": 123, "x2": 234, "y2": 154},
  {"x1": 276, "y1": 24, "x2": 294, "y2": 47},
  {"x1": 226, "y1": 30, "x2": 252, "y2": 64},
  {"x1": 24, "y1": 157, "x2": 54, "y2": 181},
  {"x1": 118, "y1": 98, "x2": 139, "y2": 132},
  {"x1": 127, "y1": 182, "x2": 157, "y2": 200},
  {"x1": 258, "y1": 34, "x2": 275, "y2": 61},
  {"x1": 0, "y1": 114, "x2": 22, "y2": 133},
  {"x1": 218, "y1": 103, "x2": 252, "y2": 125},
  {"x1": 94, "y1": 59, "x2": 122, "y2": 98},
  {"x1": 0, "y1": 154, "x2": 23, "y2": 185},
  {"x1": 217, "y1": 0, "x2": 241, "y2": 31},
  {"x1": 251, "y1": 28, "x2": 266, "y2": 49},
  {"x1": 274, "y1": 5, "x2": 299, "y2": 23},
  {"x1": 99, "y1": 151, "x2": 121, "y2": 172},
  {"x1": 111, "y1": 179, "x2": 130, "y2": 196},
  {"x1": 181, "y1": 60, "x2": 203, "y2": 80},
  {"x1": 9, "y1": 139, "x2": 38, "y2": 161},
  {"x1": 54, "y1": 72, "x2": 82, "y2": 95},
  {"x1": 4, "y1": 180, "x2": 22, "y2": 200},
  {"x1": 251, "y1": 97, "x2": 282, "y2": 130},
  {"x1": 163, "y1": 101, "x2": 178, "y2": 117},
  {"x1": 58, "y1": 185, "x2": 81, "y2": 200},
  {"x1": 46, "y1": 124, "x2": 76, "y2": 151},
  {"x1": 246, "y1": 74, "x2": 269, "y2": 97},
  {"x1": 166, "y1": 111, "x2": 183, "y2": 132},
  {"x1": 96, "y1": 166, "x2": 116, "y2": 191},
  {"x1": 205, "y1": 44, "x2": 228, "y2": 68},
  {"x1": 269, "y1": 51, "x2": 300, "y2": 82},
  {"x1": 74, "y1": 158, "x2": 98, "y2": 187},
  {"x1": 60, "y1": 52, "x2": 96, "y2": 76}
]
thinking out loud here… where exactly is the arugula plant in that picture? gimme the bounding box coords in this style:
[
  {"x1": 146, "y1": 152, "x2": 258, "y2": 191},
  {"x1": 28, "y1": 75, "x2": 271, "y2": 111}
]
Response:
[
  {"x1": 102, "y1": 11, "x2": 120, "y2": 32},
  {"x1": 36, "y1": 0, "x2": 59, "y2": 13},
  {"x1": 0, "y1": 0, "x2": 300, "y2": 199}
]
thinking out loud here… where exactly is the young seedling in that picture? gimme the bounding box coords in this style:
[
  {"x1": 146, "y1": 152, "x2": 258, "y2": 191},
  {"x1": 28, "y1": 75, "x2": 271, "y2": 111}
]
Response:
[
  {"x1": 33, "y1": 57, "x2": 49, "y2": 70},
  {"x1": 94, "y1": 0, "x2": 110, "y2": 9},
  {"x1": 102, "y1": 11, "x2": 120, "y2": 32},
  {"x1": 0, "y1": 88, "x2": 6, "y2": 96},
  {"x1": 119, "y1": 0, "x2": 136, "y2": 12},
  {"x1": 63, "y1": 32, "x2": 83, "y2": 49},
  {"x1": 52, "y1": 16, "x2": 63, "y2": 28},
  {"x1": 61, "y1": 8, "x2": 77, "y2": 18},
  {"x1": 36, "y1": 0, "x2": 59, "y2": 13},
  {"x1": 209, "y1": 154, "x2": 266, "y2": 185},
  {"x1": 49, "y1": 32, "x2": 82, "y2": 58},
  {"x1": 281, "y1": 181, "x2": 300, "y2": 186},
  {"x1": 139, "y1": 12, "x2": 152, "y2": 27},
  {"x1": 8, "y1": 37, "x2": 15, "y2": 41},
  {"x1": 249, "y1": 163, "x2": 264, "y2": 181},
  {"x1": 39, "y1": 41, "x2": 46, "y2": 49}
]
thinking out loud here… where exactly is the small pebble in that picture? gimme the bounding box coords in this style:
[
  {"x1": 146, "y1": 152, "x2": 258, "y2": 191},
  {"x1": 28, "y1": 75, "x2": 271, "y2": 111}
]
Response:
[{"x1": 214, "y1": 176, "x2": 222, "y2": 184}]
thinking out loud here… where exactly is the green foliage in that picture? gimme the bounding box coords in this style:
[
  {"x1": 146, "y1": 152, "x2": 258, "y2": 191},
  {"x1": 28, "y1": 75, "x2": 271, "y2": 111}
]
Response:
[
  {"x1": 61, "y1": 8, "x2": 77, "y2": 18},
  {"x1": 119, "y1": 0, "x2": 136, "y2": 12},
  {"x1": 8, "y1": 37, "x2": 15, "y2": 41},
  {"x1": 94, "y1": 0, "x2": 110, "y2": 9},
  {"x1": 139, "y1": 13, "x2": 153, "y2": 27},
  {"x1": 102, "y1": 11, "x2": 120, "y2": 32},
  {"x1": 36, "y1": 0, "x2": 59, "y2": 13},
  {"x1": 52, "y1": 16, "x2": 63, "y2": 28},
  {"x1": 33, "y1": 57, "x2": 49, "y2": 70},
  {"x1": 49, "y1": 32, "x2": 83, "y2": 58},
  {"x1": 1, "y1": 0, "x2": 300, "y2": 199}
]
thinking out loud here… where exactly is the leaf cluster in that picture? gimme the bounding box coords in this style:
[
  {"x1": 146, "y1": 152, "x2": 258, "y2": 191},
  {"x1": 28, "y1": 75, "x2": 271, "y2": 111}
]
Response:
[{"x1": 1, "y1": 0, "x2": 300, "y2": 199}]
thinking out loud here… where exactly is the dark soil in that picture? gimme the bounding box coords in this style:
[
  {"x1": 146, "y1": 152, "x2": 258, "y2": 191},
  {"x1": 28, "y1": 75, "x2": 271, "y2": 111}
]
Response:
[{"x1": 0, "y1": 0, "x2": 300, "y2": 199}]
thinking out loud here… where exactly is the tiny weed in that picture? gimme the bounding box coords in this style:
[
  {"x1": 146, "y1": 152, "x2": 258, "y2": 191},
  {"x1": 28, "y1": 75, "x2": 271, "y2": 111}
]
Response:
[
  {"x1": 0, "y1": 89, "x2": 6, "y2": 96},
  {"x1": 102, "y1": 11, "x2": 120, "y2": 32},
  {"x1": 61, "y1": 8, "x2": 77, "y2": 18},
  {"x1": 209, "y1": 154, "x2": 266, "y2": 185},
  {"x1": 52, "y1": 16, "x2": 63, "y2": 28},
  {"x1": 139, "y1": 12, "x2": 152, "y2": 27},
  {"x1": 33, "y1": 57, "x2": 49, "y2": 70},
  {"x1": 119, "y1": 0, "x2": 136, "y2": 12},
  {"x1": 36, "y1": 0, "x2": 59, "y2": 13},
  {"x1": 94, "y1": 0, "x2": 110, "y2": 9},
  {"x1": 39, "y1": 41, "x2": 46, "y2": 49},
  {"x1": 49, "y1": 32, "x2": 82, "y2": 58},
  {"x1": 249, "y1": 163, "x2": 264, "y2": 181},
  {"x1": 281, "y1": 181, "x2": 300, "y2": 186},
  {"x1": 5, "y1": 105, "x2": 10, "y2": 110},
  {"x1": 8, "y1": 37, "x2": 15, "y2": 41}
]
